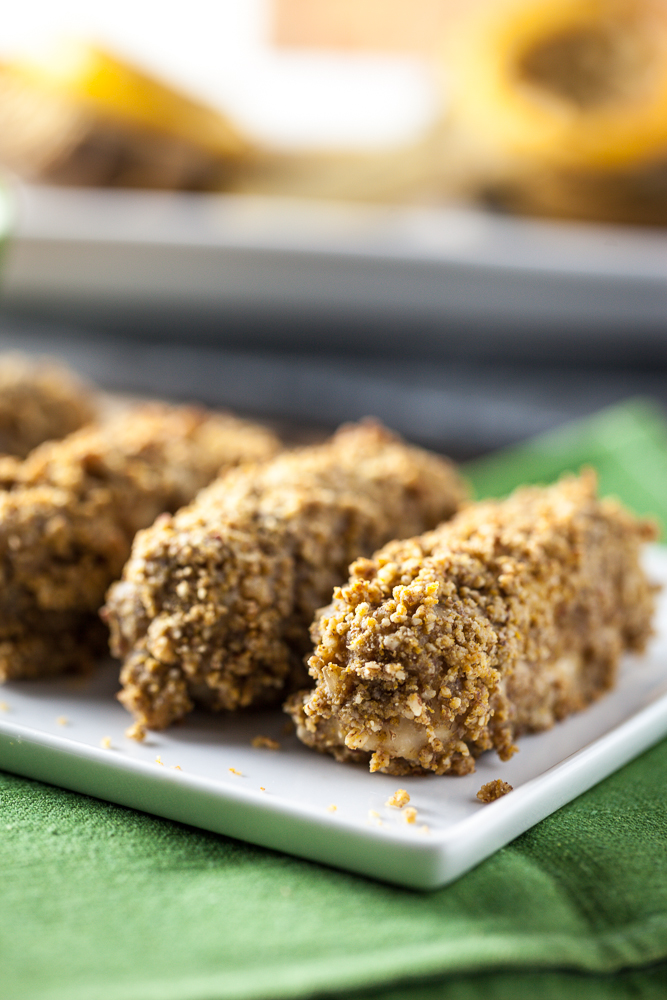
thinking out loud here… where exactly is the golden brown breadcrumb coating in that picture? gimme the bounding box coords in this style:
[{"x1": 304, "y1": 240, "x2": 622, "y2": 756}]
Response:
[
  {"x1": 104, "y1": 421, "x2": 467, "y2": 730},
  {"x1": 0, "y1": 404, "x2": 279, "y2": 681},
  {"x1": 0, "y1": 354, "x2": 96, "y2": 457},
  {"x1": 287, "y1": 473, "x2": 657, "y2": 776}
]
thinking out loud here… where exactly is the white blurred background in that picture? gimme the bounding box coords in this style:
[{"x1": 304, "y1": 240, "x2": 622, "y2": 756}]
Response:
[{"x1": 0, "y1": 0, "x2": 438, "y2": 148}]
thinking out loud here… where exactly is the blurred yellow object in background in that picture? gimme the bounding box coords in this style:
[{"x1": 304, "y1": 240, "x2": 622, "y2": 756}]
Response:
[
  {"x1": 443, "y1": 0, "x2": 667, "y2": 223},
  {"x1": 0, "y1": 39, "x2": 248, "y2": 189},
  {"x1": 447, "y1": 0, "x2": 667, "y2": 169},
  {"x1": 261, "y1": 0, "x2": 667, "y2": 224}
]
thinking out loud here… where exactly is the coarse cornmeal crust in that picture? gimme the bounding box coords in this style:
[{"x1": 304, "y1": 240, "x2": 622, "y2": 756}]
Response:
[
  {"x1": 104, "y1": 421, "x2": 467, "y2": 730},
  {"x1": 286, "y1": 473, "x2": 658, "y2": 776},
  {"x1": 0, "y1": 404, "x2": 279, "y2": 681}
]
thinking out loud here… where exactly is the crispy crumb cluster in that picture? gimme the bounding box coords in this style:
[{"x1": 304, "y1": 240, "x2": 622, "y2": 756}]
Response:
[
  {"x1": 286, "y1": 473, "x2": 657, "y2": 776},
  {"x1": 477, "y1": 779, "x2": 513, "y2": 802},
  {"x1": 0, "y1": 354, "x2": 96, "y2": 458},
  {"x1": 104, "y1": 421, "x2": 467, "y2": 730},
  {"x1": 386, "y1": 789, "x2": 410, "y2": 808},
  {"x1": 125, "y1": 723, "x2": 146, "y2": 742},
  {"x1": 0, "y1": 404, "x2": 279, "y2": 681}
]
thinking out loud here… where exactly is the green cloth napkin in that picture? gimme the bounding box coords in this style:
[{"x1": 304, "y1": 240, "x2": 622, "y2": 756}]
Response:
[
  {"x1": 3, "y1": 743, "x2": 667, "y2": 1000},
  {"x1": 465, "y1": 397, "x2": 667, "y2": 530},
  {"x1": 3, "y1": 397, "x2": 667, "y2": 1000}
]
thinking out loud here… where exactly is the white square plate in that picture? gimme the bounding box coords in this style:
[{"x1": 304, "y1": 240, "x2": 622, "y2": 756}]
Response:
[{"x1": 1, "y1": 547, "x2": 667, "y2": 890}]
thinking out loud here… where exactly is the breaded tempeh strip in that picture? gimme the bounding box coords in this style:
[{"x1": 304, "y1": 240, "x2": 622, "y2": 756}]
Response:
[
  {"x1": 0, "y1": 354, "x2": 96, "y2": 457},
  {"x1": 104, "y1": 421, "x2": 467, "y2": 730},
  {"x1": 287, "y1": 473, "x2": 657, "y2": 776},
  {"x1": 0, "y1": 404, "x2": 279, "y2": 680}
]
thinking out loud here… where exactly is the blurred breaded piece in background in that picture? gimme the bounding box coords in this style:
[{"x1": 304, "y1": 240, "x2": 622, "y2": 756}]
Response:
[
  {"x1": 0, "y1": 39, "x2": 249, "y2": 190},
  {"x1": 442, "y1": 0, "x2": 667, "y2": 225},
  {"x1": 0, "y1": 354, "x2": 96, "y2": 456}
]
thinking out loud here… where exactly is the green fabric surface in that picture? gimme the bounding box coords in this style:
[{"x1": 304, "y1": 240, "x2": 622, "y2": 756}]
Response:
[
  {"x1": 464, "y1": 397, "x2": 667, "y2": 534},
  {"x1": 349, "y1": 963, "x2": 667, "y2": 1000},
  {"x1": 3, "y1": 397, "x2": 667, "y2": 1000},
  {"x1": 3, "y1": 739, "x2": 667, "y2": 1000}
]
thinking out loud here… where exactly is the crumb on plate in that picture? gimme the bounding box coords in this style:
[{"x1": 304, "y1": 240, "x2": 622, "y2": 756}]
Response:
[
  {"x1": 477, "y1": 779, "x2": 513, "y2": 803},
  {"x1": 402, "y1": 806, "x2": 418, "y2": 824},
  {"x1": 56, "y1": 716, "x2": 69, "y2": 726},
  {"x1": 386, "y1": 788, "x2": 410, "y2": 809},
  {"x1": 327, "y1": 804, "x2": 337, "y2": 812},
  {"x1": 251, "y1": 735, "x2": 280, "y2": 750},
  {"x1": 100, "y1": 736, "x2": 112, "y2": 749},
  {"x1": 229, "y1": 767, "x2": 242, "y2": 776},
  {"x1": 0, "y1": 701, "x2": 9, "y2": 712},
  {"x1": 155, "y1": 756, "x2": 164, "y2": 765},
  {"x1": 125, "y1": 722, "x2": 146, "y2": 743}
]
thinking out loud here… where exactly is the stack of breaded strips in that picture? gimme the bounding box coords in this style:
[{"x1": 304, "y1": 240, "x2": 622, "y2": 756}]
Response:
[
  {"x1": 104, "y1": 429, "x2": 656, "y2": 775},
  {"x1": 0, "y1": 362, "x2": 656, "y2": 776},
  {"x1": 103, "y1": 422, "x2": 467, "y2": 729},
  {"x1": 0, "y1": 403, "x2": 279, "y2": 680}
]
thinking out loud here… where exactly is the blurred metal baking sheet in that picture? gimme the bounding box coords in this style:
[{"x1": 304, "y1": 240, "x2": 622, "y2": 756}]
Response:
[{"x1": 1, "y1": 183, "x2": 667, "y2": 363}]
